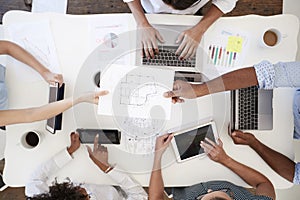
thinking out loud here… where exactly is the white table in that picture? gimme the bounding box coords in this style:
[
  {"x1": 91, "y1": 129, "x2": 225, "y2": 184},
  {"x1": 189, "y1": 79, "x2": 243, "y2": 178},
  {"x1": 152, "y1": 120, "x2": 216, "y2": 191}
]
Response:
[{"x1": 2, "y1": 11, "x2": 299, "y2": 189}]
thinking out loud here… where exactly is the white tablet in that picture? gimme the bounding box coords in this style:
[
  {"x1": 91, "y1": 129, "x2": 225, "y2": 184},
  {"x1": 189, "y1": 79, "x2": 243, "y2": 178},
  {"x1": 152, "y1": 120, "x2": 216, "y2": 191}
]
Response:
[{"x1": 171, "y1": 121, "x2": 219, "y2": 162}]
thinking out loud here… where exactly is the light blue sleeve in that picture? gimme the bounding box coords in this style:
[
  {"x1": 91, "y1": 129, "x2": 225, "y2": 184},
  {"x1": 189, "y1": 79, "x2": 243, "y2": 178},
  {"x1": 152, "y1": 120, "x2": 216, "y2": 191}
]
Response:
[
  {"x1": 253, "y1": 60, "x2": 275, "y2": 89},
  {"x1": 294, "y1": 89, "x2": 300, "y2": 140},
  {"x1": 293, "y1": 162, "x2": 300, "y2": 185},
  {"x1": 254, "y1": 61, "x2": 300, "y2": 89},
  {"x1": 273, "y1": 62, "x2": 300, "y2": 88}
]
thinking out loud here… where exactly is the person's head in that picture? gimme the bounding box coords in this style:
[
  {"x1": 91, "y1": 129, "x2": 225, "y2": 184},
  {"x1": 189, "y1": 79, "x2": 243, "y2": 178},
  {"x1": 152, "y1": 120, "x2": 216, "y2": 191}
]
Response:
[
  {"x1": 197, "y1": 189, "x2": 234, "y2": 200},
  {"x1": 162, "y1": 0, "x2": 200, "y2": 10},
  {"x1": 27, "y1": 180, "x2": 89, "y2": 200}
]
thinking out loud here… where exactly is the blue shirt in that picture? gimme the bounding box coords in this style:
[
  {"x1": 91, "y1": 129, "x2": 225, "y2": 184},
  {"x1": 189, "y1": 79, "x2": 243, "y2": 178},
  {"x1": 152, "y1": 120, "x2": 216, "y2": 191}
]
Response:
[{"x1": 254, "y1": 61, "x2": 300, "y2": 89}]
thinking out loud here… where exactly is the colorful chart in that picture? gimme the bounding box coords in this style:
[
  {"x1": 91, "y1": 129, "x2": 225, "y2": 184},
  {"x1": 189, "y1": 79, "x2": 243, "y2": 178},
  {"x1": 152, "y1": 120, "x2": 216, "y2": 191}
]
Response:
[{"x1": 207, "y1": 45, "x2": 239, "y2": 67}]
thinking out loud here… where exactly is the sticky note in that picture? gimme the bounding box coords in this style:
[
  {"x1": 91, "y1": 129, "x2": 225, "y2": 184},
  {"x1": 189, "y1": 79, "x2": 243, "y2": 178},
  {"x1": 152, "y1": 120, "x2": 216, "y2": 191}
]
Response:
[{"x1": 226, "y1": 36, "x2": 243, "y2": 53}]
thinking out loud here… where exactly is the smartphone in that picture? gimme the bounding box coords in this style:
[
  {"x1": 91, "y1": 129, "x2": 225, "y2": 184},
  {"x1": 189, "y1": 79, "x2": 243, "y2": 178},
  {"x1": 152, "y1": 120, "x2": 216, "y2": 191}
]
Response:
[
  {"x1": 76, "y1": 128, "x2": 121, "y2": 144},
  {"x1": 46, "y1": 83, "x2": 65, "y2": 134}
]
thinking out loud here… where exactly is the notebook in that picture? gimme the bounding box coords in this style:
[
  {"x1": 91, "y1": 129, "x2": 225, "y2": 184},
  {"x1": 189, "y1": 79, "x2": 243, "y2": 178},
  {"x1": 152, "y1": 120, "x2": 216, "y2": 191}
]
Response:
[{"x1": 230, "y1": 86, "x2": 273, "y2": 131}]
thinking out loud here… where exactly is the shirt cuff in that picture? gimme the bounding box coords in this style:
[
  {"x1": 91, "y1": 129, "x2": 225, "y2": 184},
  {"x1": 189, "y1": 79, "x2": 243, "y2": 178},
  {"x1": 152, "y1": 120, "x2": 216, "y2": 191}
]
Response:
[
  {"x1": 293, "y1": 162, "x2": 300, "y2": 184},
  {"x1": 123, "y1": 0, "x2": 134, "y2": 3},
  {"x1": 212, "y1": 0, "x2": 238, "y2": 14},
  {"x1": 53, "y1": 148, "x2": 73, "y2": 169},
  {"x1": 254, "y1": 60, "x2": 275, "y2": 89}
]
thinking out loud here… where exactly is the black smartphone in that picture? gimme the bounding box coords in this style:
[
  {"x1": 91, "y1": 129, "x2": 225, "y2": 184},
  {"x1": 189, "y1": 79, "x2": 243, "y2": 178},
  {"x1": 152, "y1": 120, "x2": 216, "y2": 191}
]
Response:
[
  {"x1": 46, "y1": 83, "x2": 65, "y2": 134},
  {"x1": 76, "y1": 128, "x2": 121, "y2": 144}
]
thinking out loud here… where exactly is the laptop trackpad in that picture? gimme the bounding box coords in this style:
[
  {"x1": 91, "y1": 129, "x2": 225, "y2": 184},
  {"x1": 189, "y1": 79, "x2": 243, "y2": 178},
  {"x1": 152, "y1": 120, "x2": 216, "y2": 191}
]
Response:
[{"x1": 258, "y1": 90, "x2": 273, "y2": 130}]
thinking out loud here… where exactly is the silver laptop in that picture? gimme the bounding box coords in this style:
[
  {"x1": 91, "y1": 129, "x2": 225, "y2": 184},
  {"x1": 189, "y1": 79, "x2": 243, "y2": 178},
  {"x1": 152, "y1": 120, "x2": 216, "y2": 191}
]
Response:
[
  {"x1": 136, "y1": 24, "x2": 203, "y2": 74},
  {"x1": 230, "y1": 86, "x2": 273, "y2": 130}
]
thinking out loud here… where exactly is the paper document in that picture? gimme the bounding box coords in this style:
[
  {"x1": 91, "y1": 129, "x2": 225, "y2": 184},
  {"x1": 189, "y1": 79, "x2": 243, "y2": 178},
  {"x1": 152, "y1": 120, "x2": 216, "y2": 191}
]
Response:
[
  {"x1": 32, "y1": 0, "x2": 68, "y2": 13},
  {"x1": 204, "y1": 28, "x2": 249, "y2": 70},
  {"x1": 88, "y1": 16, "x2": 131, "y2": 64},
  {"x1": 7, "y1": 21, "x2": 61, "y2": 81},
  {"x1": 98, "y1": 64, "x2": 175, "y2": 120}
]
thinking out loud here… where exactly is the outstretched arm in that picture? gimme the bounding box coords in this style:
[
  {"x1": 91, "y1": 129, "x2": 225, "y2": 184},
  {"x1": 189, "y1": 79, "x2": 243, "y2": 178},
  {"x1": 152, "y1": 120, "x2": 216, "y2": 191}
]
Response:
[
  {"x1": 231, "y1": 130, "x2": 296, "y2": 183},
  {"x1": 164, "y1": 67, "x2": 258, "y2": 103},
  {"x1": 176, "y1": 5, "x2": 224, "y2": 59},
  {"x1": 25, "y1": 133, "x2": 80, "y2": 197},
  {"x1": 87, "y1": 135, "x2": 148, "y2": 199},
  {"x1": 0, "y1": 40, "x2": 63, "y2": 86},
  {"x1": 0, "y1": 90, "x2": 108, "y2": 126},
  {"x1": 149, "y1": 134, "x2": 173, "y2": 200},
  {"x1": 201, "y1": 138, "x2": 276, "y2": 199}
]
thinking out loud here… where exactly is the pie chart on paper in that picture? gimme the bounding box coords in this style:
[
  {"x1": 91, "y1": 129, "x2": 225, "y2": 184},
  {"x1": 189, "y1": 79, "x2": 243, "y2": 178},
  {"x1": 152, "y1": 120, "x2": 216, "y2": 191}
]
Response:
[{"x1": 104, "y1": 33, "x2": 119, "y2": 48}]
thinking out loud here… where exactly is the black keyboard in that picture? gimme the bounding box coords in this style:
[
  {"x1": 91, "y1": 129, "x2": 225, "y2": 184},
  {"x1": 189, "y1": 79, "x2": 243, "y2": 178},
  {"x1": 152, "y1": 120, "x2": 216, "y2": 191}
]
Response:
[
  {"x1": 142, "y1": 45, "x2": 196, "y2": 68},
  {"x1": 238, "y1": 86, "x2": 258, "y2": 130}
]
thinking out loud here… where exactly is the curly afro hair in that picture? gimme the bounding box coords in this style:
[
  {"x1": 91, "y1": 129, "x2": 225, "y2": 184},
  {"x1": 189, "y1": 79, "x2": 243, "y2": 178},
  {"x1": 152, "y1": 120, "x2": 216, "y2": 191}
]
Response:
[{"x1": 27, "y1": 179, "x2": 89, "y2": 200}]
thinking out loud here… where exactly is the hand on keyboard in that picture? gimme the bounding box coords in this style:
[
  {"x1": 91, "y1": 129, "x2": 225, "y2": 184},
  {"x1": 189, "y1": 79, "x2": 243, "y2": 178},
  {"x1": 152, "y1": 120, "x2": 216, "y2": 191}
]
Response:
[
  {"x1": 176, "y1": 26, "x2": 202, "y2": 59},
  {"x1": 138, "y1": 24, "x2": 164, "y2": 59}
]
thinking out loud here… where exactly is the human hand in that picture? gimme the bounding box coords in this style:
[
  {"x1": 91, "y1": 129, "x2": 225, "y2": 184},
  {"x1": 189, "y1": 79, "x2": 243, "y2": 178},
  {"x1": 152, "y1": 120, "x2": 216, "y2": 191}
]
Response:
[
  {"x1": 67, "y1": 132, "x2": 81, "y2": 155},
  {"x1": 87, "y1": 134, "x2": 109, "y2": 167},
  {"x1": 155, "y1": 134, "x2": 173, "y2": 156},
  {"x1": 200, "y1": 138, "x2": 229, "y2": 164},
  {"x1": 231, "y1": 130, "x2": 256, "y2": 146},
  {"x1": 138, "y1": 24, "x2": 164, "y2": 59},
  {"x1": 175, "y1": 26, "x2": 203, "y2": 59},
  {"x1": 76, "y1": 90, "x2": 109, "y2": 105},
  {"x1": 41, "y1": 71, "x2": 64, "y2": 87},
  {"x1": 163, "y1": 80, "x2": 198, "y2": 104}
]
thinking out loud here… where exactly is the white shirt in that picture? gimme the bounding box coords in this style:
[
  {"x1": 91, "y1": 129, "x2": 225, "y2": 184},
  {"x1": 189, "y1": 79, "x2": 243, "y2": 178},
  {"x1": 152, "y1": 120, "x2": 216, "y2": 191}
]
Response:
[
  {"x1": 123, "y1": 0, "x2": 238, "y2": 14},
  {"x1": 25, "y1": 148, "x2": 148, "y2": 200}
]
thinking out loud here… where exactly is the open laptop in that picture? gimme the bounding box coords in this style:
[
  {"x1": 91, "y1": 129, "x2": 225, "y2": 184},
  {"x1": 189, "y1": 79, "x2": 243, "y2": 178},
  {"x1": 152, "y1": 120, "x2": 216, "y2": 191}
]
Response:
[
  {"x1": 230, "y1": 86, "x2": 273, "y2": 130},
  {"x1": 136, "y1": 24, "x2": 204, "y2": 82}
]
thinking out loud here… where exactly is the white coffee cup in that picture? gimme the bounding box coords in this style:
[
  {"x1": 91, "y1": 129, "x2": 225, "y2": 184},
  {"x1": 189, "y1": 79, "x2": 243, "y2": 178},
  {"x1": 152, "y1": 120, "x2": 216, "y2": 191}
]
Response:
[
  {"x1": 20, "y1": 130, "x2": 42, "y2": 149},
  {"x1": 261, "y1": 28, "x2": 282, "y2": 48}
]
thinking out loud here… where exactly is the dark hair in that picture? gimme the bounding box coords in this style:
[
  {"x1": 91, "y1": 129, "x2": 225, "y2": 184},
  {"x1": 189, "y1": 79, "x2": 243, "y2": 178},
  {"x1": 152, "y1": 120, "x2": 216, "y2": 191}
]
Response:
[
  {"x1": 26, "y1": 180, "x2": 88, "y2": 200},
  {"x1": 162, "y1": 0, "x2": 200, "y2": 10},
  {"x1": 210, "y1": 197, "x2": 228, "y2": 200}
]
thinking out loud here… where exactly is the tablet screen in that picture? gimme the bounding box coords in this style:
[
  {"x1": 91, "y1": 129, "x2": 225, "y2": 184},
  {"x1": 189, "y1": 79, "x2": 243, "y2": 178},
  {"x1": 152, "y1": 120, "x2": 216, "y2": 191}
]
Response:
[
  {"x1": 174, "y1": 124, "x2": 215, "y2": 160},
  {"x1": 77, "y1": 129, "x2": 121, "y2": 144}
]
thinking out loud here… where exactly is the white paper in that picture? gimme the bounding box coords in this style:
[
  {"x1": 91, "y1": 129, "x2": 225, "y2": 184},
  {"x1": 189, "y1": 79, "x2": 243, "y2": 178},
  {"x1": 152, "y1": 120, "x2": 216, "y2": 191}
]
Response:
[
  {"x1": 88, "y1": 16, "x2": 131, "y2": 64},
  {"x1": 7, "y1": 21, "x2": 61, "y2": 81},
  {"x1": 32, "y1": 0, "x2": 68, "y2": 14},
  {"x1": 98, "y1": 64, "x2": 175, "y2": 120},
  {"x1": 203, "y1": 27, "x2": 250, "y2": 76}
]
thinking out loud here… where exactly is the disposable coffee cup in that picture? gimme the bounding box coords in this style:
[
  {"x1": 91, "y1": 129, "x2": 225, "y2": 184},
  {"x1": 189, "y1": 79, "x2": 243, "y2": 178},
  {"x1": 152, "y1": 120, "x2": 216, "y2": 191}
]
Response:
[
  {"x1": 261, "y1": 28, "x2": 282, "y2": 48},
  {"x1": 20, "y1": 130, "x2": 42, "y2": 149}
]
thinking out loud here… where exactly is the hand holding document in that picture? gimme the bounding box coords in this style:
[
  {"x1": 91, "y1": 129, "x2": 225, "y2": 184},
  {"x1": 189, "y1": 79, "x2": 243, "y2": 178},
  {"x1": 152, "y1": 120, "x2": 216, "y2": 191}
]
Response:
[{"x1": 98, "y1": 64, "x2": 175, "y2": 120}]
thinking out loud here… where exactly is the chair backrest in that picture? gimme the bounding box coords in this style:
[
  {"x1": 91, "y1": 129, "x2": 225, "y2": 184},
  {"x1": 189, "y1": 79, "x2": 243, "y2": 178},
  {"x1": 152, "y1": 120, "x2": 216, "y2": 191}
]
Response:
[{"x1": 0, "y1": 173, "x2": 8, "y2": 192}]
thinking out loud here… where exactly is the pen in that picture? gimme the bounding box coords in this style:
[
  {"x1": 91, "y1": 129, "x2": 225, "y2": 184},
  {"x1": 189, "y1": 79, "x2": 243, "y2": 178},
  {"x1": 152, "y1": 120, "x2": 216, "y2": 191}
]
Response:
[
  {"x1": 229, "y1": 52, "x2": 233, "y2": 67},
  {"x1": 214, "y1": 47, "x2": 219, "y2": 65},
  {"x1": 218, "y1": 47, "x2": 222, "y2": 65},
  {"x1": 208, "y1": 45, "x2": 212, "y2": 64},
  {"x1": 232, "y1": 52, "x2": 237, "y2": 67},
  {"x1": 211, "y1": 46, "x2": 215, "y2": 65}
]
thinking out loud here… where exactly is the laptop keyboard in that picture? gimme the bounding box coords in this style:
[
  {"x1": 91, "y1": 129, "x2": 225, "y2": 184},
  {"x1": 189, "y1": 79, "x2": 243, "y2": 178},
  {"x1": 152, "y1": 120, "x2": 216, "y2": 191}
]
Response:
[
  {"x1": 142, "y1": 45, "x2": 196, "y2": 68},
  {"x1": 238, "y1": 86, "x2": 258, "y2": 130}
]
